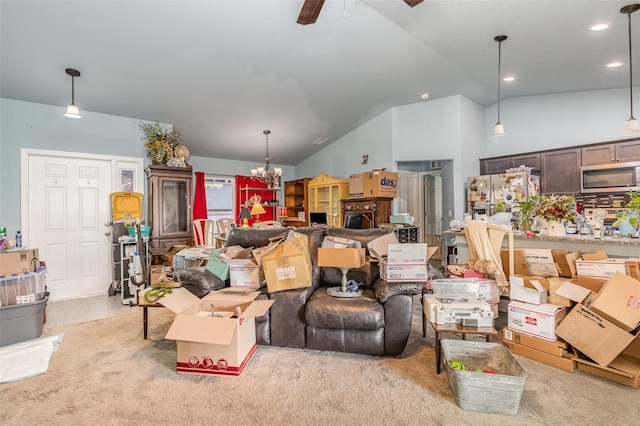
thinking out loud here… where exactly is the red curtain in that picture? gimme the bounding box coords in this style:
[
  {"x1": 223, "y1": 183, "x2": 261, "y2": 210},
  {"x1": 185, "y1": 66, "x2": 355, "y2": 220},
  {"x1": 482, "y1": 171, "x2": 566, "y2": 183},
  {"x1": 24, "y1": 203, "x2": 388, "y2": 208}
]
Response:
[{"x1": 192, "y1": 172, "x2": 208, "y2": 244}]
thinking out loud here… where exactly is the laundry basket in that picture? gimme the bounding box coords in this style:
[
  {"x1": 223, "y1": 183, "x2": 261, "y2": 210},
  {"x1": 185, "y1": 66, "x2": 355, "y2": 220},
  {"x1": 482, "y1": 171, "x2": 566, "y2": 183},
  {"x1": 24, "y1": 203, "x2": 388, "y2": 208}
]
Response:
[{"x1": 441, "y1": 339, "x2": 527, "y2": 416}]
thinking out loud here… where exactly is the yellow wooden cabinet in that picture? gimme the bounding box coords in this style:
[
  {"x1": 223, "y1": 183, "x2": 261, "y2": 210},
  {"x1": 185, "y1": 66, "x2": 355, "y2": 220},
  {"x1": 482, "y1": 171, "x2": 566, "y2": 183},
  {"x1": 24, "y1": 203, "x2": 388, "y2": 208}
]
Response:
[{"x1": 307, "y1": 174, "x2": 349, "y2": 227}]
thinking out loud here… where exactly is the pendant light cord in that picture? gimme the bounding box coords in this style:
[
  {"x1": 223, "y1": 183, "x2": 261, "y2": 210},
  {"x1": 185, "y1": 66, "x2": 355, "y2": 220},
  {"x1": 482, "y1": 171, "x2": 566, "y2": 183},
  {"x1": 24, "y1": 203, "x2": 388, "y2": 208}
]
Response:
[
  {"x1": 497, "y1": 39, "x2": 502, "y2": 123},
  {"x1": 628, "y1": 11, "x2": 635, "y2": 120}
]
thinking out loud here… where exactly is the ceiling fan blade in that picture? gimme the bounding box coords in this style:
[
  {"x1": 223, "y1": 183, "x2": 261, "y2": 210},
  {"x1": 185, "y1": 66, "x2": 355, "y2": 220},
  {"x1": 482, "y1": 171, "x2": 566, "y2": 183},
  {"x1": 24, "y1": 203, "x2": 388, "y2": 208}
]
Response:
[
  {"x1": 297, "y1": 0, "x2": 325, "y2": 25},
  {"x1": 403, "y1": 0, "x2": 424, "y2": 7}
]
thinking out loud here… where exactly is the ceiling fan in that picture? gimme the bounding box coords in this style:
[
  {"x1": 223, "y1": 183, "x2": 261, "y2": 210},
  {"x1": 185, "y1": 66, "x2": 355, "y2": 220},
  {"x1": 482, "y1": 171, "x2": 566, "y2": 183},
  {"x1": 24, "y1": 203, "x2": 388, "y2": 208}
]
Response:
[{"x1": 297, "y1": 0, "x2": 424, "y2": 25}]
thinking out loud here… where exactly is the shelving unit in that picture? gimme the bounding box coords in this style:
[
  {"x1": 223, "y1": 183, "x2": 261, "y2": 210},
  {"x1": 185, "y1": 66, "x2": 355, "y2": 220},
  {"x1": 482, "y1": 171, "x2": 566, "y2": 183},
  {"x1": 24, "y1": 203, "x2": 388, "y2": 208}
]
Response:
[
  {"x1": 111, "y1": 236, "x2": 150, "y2": 305},
  {"x1": 284, "y1": 178, "x2": 311, "y2": 226},
  {"x1": 308, "y1": 174, "x2": 349, "y2": 227},
  {"x1": 239, "y1": 185, "x2": 280, "y2": 223}
]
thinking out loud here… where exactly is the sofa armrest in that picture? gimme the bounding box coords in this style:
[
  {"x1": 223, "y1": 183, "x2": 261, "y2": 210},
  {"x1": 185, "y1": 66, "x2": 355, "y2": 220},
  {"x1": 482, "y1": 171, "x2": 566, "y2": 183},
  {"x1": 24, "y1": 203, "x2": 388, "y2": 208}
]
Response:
[{"x1": 372, "y1": 278, "x2": 422, "y2": 304}]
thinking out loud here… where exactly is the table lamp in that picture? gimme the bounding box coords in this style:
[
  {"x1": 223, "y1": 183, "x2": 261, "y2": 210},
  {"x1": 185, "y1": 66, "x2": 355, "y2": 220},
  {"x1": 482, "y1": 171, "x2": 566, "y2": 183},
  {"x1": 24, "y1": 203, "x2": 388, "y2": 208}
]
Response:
[
  {"x1": 250, "y1": 202, "x2": 266, "y2": 224},
  {"x1": 239, "y1": 207, "x2": 252, "y2": 228}
]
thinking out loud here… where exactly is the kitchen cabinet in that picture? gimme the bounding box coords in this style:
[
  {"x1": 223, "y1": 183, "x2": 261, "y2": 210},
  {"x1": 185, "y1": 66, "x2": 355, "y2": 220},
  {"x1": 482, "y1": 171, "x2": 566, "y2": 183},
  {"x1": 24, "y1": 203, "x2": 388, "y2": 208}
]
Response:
[
  {"x1": 540, "y1": 148, "x2": 581, "y2": 194},
  {"x1": 145, "y1": 165, "x2": 193, "y2": 252},
  {"x1": 308, "y1": 174, "x2": 349, "y2": 227},
  {"x1": 341, "y1": 197, "x2": 392, "y2": 229},
  {"x1": 582, "y1": 140, "x2": 640, "y2": 165},
  {"x1": 283, "y1": 178, "x2": 311, "y2": 226},
  {"x1": 480, "y1": 153, "x2": 541, "y2": 174}
]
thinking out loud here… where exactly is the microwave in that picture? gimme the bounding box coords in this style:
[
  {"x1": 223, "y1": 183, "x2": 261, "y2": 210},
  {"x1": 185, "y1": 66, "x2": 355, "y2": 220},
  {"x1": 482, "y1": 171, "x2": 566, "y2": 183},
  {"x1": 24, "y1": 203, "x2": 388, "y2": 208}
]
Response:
[{"x1": 580, "y1": 161, "x2": 640, "y2": 193}]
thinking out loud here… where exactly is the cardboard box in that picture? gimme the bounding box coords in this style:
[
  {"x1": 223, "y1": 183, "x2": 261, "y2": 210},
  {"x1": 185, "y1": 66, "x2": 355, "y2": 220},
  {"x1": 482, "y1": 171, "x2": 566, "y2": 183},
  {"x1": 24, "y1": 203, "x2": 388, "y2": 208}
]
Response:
[
  {"x1": 589, "y1": 272, "x2": 640, "y2": 332},
  {"x1": 205, "y1": 247, "x2": 253, "y2": 281},
  {"x1": 502, "y1": 328, "x2": 569, "y2": 357},
  {"x1": 348, "y1": 173, "x2": 364, "y2": 198},
  {"x1": 262, "y1": 231, "x2": 312, "y2": 293},
  {"x1": 367, "y1": 233, "x2": 400, "y2": 262},
  {"x1": 626, "y1": 258, "x2": 640, "y2": 280},
  {"x1": 522, "y1": 249, "x2": 559, "y2": 277},
  {"x1": 552, "y1": 249, "x2": 573, "y2": 278},
  {"x1": 317, "y1": 247, "x2": 366, "y2": 268},
  {"x1": 574, "y1": 350, "x2": 640, "y2": 389},
  {"x1": 548, "y1": 277, "x2": 572, "y2": 307},
  {"x1": 380, "y1": 261, "x2": 429, "y2": 281},
  {"x1": 502, "y1": 339, "x2": 575, "y2": 373},
  {"x1": 509, "y1": 275, "x2": 549, "y2": 305},
  {"x1": 361, "y1": 170, "x2": 398, "y2": 198},
  {"x1": 226, "y1": 258, "x2": 263, "y2": 288},
  {"x1": 569, "y1": 275, "x2": 607, "y2": 293},
  {"x1": 160, "y1": 288, "x2": 274, "y2": 377},
  {"x1": 553, "y1": 279, "x2": 592, "y2": 305},
  {"x1": 555, "y1": 304, "x2": 635, "y2": 366},
  {"x1": 389, "y1": 215, "x2": 414, "y2": 225},
  {"x1": 507, "y1": 301, "x2": 566, "y2": 341},
  {"x1": 501, "y1": 249, "x2": 529, "y2": 277},
  {"x1": 387, "y1": 243, "x2": 429, "y2": 264},
  {"x1": 0, "y1": 249, "x2": 40, "y2": 275},
  {"x1": 575, "y1": 258, "x2": 627, "y2": 278}
]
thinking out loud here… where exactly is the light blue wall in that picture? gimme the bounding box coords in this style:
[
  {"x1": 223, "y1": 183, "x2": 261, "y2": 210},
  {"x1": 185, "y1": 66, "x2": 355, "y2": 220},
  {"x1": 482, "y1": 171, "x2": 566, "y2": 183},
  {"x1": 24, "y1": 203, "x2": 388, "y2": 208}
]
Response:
[
  {"x1": 0, "y1": 99, "x2": 292, "y2": 234},
  {"x1": 482, "y1": 87, "x2": 637, "y2": 158},
  {"x1": 294, "y1": 110, "x2": 394, "y2": 180}
]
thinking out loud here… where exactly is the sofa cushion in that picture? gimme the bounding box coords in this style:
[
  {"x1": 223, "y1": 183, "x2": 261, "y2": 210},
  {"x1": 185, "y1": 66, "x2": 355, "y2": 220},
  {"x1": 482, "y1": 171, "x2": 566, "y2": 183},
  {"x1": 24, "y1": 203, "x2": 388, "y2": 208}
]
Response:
[{"x1": 305, "y1": 288, "x2": 384, "y2": 330}]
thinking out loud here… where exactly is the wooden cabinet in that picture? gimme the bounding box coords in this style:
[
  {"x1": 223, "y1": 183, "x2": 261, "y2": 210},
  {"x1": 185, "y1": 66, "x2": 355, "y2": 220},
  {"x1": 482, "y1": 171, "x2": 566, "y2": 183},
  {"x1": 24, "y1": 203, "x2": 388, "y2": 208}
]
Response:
[
  {"x1": 308, "y1": 174, "x2": 349, "y2": 227},
  {"x1": 283, "y1": 178, "x2": 311, "y2": 226},
  {"x1": 582, "y1": 140, "x2": 640, "y2": 165},
  {"x1": 481, "y1": 153, "x2": 541, "y2": 174},
  {"x1": 145, "y1": 165, "x2": 193, "y2": 252},
  {"x1": 540, "y1": 148, "x2": 582, "y2": 194},
  {"x1": 341, "y1": 197, "x2": 392, "y2": 229}
]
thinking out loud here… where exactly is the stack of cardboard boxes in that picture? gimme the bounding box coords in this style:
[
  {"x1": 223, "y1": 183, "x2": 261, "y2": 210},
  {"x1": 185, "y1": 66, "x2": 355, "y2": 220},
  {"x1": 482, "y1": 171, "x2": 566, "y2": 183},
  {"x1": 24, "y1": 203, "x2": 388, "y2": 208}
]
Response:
[{"x1": 500, "y1": 247, "x2": 640, "y2": 388}]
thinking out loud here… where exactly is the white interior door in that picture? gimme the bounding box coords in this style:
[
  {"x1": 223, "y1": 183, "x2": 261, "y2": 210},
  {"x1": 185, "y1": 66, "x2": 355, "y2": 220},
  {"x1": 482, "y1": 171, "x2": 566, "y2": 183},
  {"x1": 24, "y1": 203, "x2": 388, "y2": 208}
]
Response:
[
  {"x1": 26, "y1": 154, "x2": 112, "y2": 301},
  {"x1": 396, "y1": 170, "x2": 421, "y2": 240}
]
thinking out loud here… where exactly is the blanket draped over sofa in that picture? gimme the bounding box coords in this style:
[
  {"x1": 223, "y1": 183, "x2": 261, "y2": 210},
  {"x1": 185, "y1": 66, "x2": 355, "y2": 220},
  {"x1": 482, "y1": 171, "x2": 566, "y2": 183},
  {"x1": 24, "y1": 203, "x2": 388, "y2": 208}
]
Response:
[{"x1": 175, "y1": 227, "x2": 423, "y2": 356}]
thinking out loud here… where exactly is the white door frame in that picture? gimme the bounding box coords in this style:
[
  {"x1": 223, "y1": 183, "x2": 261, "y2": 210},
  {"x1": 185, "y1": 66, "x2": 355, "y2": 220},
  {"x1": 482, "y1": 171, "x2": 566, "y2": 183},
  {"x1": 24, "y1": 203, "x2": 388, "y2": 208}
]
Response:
[{"x1": 20, "y1": 149, "x2": 144, "y2": 297}]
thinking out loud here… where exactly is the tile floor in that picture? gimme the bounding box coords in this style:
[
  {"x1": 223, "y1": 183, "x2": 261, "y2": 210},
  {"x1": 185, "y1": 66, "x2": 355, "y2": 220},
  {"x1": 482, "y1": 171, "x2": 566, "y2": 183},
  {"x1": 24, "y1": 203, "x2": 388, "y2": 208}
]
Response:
[{"x1": 44, "y1": 294, "x2": 137, "y2": 329}]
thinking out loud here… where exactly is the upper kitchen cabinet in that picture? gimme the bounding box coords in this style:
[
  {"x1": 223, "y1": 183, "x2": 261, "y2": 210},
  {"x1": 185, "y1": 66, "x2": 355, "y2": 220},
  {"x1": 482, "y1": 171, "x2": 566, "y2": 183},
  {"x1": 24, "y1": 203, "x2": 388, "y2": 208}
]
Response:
[
  {"x1": 582, "y1": 140, "x2": 640, "y2": 165},
  {"x1": 480, "y1": 153, "x2": 541, "y2": 175},
  {"x1": 541, "y1": 148, "x2": 582, "y2": 194}
]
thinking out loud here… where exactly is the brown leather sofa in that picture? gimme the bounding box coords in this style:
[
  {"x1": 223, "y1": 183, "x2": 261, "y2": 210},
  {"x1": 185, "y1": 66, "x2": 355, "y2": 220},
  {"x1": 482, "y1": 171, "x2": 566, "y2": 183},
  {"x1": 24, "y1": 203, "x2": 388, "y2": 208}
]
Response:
[{"x1": 177, "y1": 226, "x2": 423, "y2": 356}]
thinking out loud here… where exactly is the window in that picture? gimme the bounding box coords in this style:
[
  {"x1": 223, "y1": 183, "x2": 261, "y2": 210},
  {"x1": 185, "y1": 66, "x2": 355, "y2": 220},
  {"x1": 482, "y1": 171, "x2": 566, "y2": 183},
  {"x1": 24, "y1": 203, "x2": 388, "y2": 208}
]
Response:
[{"x1": 205, "y1": 175, "x2": 235, "y2": 224}]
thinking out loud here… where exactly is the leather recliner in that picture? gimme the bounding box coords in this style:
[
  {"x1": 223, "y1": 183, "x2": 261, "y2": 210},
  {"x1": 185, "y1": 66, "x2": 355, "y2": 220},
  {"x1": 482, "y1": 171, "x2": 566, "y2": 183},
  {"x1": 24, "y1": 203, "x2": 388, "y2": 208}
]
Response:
[{"x1": 180, "y1": 226, "x2": 423, "y2": 356}]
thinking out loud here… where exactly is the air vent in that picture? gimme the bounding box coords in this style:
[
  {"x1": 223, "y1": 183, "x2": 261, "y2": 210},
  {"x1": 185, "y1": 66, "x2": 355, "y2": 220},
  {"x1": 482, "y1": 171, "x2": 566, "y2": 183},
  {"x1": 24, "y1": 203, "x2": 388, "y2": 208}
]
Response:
[{"x1": 430, "y1": 161, "x2": 443, "y2": 169}]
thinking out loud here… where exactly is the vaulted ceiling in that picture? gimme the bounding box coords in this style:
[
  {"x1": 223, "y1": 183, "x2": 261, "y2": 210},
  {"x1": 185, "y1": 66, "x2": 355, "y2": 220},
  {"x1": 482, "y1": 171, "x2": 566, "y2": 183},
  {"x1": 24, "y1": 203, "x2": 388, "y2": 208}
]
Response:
[{"x1": 2, "y1": 1, "x2": 638, "y2": 164}]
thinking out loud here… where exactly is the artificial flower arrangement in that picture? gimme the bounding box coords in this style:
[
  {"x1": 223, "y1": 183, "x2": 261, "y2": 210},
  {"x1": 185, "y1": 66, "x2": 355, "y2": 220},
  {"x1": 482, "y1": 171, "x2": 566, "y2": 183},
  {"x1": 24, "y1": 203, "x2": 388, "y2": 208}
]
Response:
[
  {"x1": 139, "y1": 121, "x2": 182, "y2": 165},
  {"x1": 531, "y1": 194, "x2": 577, "y2": 223}
]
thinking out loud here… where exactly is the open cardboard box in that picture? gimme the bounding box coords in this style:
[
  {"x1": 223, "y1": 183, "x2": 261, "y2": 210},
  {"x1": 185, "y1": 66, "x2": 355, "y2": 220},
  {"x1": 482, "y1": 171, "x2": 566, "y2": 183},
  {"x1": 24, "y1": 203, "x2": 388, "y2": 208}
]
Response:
[
  {"x1": 573, "y1": 338, "x2": 640, "y2": 389},
  {"x1": 160, "y1": 288, "x2": 274, "y2": 377},
  {"x1": 589, "y1": 272, "x2": 640, "y2": 332},
  {"x1": 367, "y1": 234, "x2": 437, "y2": 282},
  {"x1": 509, "y1": 275, "x2": 549, "y2": 305},
  {"x1": 261, "y1": 231, "x2": 312, "y2": 293}
]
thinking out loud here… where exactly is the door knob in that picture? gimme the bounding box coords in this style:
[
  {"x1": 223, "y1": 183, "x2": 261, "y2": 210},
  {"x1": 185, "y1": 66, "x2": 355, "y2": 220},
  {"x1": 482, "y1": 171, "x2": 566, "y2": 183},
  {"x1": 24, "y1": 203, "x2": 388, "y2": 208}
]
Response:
[{"x1": 105, "y1": 232, "x2": 111, "y2": 236}]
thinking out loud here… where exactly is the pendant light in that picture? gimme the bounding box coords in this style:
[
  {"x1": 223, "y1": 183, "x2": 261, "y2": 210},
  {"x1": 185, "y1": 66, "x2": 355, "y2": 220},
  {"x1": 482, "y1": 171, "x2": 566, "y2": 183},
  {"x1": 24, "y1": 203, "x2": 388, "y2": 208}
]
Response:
[
  {"x1": 492, "y1": 35, "x2": 507, "y2": 137},
  {"x1": 250, "y1": 130, "x2": 283, "y2": 188},
  {"x1": 64, "y1": 68, "x2": 81, "y2": 119},
  {"x1": 621, "y1": 4, "x2": 640, "y2": 135}
]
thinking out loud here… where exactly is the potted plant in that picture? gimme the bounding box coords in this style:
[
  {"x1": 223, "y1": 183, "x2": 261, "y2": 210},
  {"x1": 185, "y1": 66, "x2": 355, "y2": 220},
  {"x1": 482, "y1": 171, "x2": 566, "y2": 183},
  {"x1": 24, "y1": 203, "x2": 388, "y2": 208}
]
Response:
[
  {"x1": 613, "y1": 189, "x2": 640, "y2": 237},
  {"x1": 531, "y1": 194, "x2": 577, "y2": 237},
  {"x1": 139, "y1": 121, "x2": 182, "y2": 165}
]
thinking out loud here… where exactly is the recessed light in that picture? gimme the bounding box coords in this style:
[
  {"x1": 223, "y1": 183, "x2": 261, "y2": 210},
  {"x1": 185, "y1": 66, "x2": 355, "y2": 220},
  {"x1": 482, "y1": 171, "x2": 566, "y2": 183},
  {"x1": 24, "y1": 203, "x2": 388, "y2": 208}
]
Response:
[
  {"x1": 503, "y1": 76, "x2": 515, "y2": 82},
  {"x1": 589, "y1": 22, "x2": 610, "y2": 31},
  {"x1": 607, "y1": 62, "x2": 623, "y2": 68},
  {"x1": 312, "y1": 137, "x2": 328, "y2": 145},
  {"x1": 420, "y1": 92, "x2": 430, "y2": 100}
]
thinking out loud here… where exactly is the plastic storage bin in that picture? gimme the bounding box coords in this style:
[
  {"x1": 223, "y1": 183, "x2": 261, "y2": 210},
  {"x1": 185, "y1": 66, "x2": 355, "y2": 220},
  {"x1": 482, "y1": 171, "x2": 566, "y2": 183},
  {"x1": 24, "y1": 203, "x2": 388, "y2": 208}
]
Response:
[
  {"x1": 0, "y1": 267, "x2": 47, "y2": 307},
  {"x1": 441, "y1": 339, "x2": 527, "y2": 416},
  {"x1": 0, "y1": 292, "x2": 49, "y2": 346}
]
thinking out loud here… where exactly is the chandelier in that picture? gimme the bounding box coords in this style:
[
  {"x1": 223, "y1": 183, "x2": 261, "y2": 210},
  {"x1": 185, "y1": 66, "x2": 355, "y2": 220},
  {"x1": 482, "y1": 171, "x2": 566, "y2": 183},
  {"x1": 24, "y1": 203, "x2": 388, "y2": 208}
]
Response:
[{"x1": 250, "y1": 130, "x2": 283, "y2": 188}]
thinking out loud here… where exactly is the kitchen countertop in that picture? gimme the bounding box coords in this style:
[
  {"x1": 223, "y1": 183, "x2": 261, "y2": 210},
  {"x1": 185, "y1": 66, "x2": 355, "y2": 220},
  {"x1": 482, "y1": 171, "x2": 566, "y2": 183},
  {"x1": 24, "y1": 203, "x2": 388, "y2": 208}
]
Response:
[{"x1": 443, "y1": 229, "x2": 640, "y2": 246}]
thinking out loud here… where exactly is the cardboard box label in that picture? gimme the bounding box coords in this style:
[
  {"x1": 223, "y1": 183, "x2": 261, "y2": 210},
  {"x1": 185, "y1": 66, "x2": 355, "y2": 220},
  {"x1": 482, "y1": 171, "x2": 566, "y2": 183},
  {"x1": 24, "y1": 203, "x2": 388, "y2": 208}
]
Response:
[{"x1": 276, "y1": 265, "x2": 297, "y2": 280}]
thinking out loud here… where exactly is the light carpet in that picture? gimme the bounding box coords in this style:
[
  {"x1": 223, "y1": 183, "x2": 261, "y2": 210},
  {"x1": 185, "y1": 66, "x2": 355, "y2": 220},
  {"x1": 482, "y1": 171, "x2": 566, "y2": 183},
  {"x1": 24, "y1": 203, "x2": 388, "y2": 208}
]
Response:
[{"x1": 0, "y1": 296, "x2": 636, "y2": 425}]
